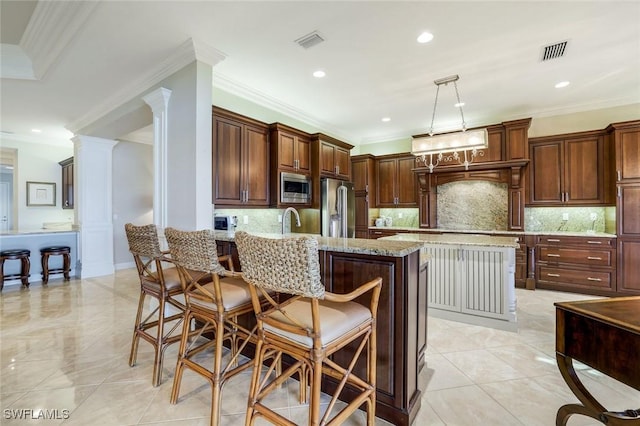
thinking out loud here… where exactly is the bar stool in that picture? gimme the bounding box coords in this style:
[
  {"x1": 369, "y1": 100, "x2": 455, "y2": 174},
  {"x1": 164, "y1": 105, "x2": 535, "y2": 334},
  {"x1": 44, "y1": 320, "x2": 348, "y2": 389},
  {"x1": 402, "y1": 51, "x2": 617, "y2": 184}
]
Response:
[
  {"x1": 0, "y1": 249, "x2": 31, "y2": 290},
  {"x1": 40, "y1": 246, "x2": 71, "y2": 284}
]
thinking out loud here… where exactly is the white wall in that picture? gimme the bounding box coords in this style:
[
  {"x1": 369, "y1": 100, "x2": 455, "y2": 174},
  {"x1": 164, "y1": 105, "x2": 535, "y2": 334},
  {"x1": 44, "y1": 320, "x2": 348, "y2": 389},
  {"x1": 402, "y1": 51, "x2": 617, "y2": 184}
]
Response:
[
  {"x1": 0, "y1": 138, "x2": 74, "y2": 230},
  {"x1": 112, "y1": 140, "x2": 153, "y2": 267}
]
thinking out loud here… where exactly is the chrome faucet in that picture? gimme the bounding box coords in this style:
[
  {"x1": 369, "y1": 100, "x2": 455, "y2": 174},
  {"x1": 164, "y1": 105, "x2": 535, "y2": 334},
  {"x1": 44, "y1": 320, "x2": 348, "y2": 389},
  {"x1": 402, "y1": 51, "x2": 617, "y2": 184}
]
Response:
[{"x1": 282, "y1": 207, "x2": 301, "y2": 234}]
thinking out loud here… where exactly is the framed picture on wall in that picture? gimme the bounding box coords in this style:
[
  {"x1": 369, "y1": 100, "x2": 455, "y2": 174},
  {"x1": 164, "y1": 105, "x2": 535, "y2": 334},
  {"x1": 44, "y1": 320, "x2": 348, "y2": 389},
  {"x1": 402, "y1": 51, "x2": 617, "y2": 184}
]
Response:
[{"x1": 26, "y1": 181, "x2": 56, "y2": 206}]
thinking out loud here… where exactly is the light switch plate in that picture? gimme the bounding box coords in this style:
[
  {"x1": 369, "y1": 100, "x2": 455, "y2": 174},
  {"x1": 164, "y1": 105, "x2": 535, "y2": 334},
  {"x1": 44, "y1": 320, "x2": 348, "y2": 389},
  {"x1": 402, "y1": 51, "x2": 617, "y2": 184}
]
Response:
[
  {"x1": 590, "y1": 213, "x2": 597, "y2": 221},
  {"x1": 562, "y1": 213, "x2": 569, "y2": 221},
  {"x1": 243, "y1": 215, "x2": 249, "y2": 224}
]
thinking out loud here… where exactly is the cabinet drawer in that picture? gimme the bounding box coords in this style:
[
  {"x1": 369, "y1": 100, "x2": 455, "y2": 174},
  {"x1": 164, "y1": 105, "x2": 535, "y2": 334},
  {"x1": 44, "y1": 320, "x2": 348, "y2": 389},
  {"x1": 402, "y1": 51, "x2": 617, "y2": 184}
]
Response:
[
  {"x1": 538, "y1": 266, "x2": 613, "y2": 289},
  {"x1": 538, "y1": 247, "x2": 613, "y2": 267},
  {"x1": 536, "y1": 235, "x2": 615, "y2": 247}
]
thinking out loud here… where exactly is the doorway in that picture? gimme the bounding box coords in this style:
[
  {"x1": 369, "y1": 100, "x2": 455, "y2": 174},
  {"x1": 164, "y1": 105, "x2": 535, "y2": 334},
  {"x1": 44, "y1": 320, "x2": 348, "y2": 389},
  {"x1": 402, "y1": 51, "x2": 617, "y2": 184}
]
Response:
[{"x1": 0, "y1": 148, "x2": 18, "y2": 231}]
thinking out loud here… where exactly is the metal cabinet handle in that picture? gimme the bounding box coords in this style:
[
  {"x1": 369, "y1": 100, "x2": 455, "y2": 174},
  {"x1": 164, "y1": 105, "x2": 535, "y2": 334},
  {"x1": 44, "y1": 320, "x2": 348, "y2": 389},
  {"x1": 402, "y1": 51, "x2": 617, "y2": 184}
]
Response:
[
  {"x1": 587, "y1": 256, "x2": 602, "y2": 260},
  {"x1": 547, "y1": 273, "x2": 560, "y2": 277},
  {"x1": 618, "y1": 186, "x2": 622, "y2": 198},
  {"x1": 586, "y1": 241, "x2": 602, "y2": 244},
  {"x1": 587, "y1": 277, "x2": 602, "y2": 282},
  {"x1": 547, "y1": 239, "x2": 561, "y2": 242},
  {"x1": 547, "y1": 254, "x2": 561, "y2": 257},
  {"x1": 617, "y1": 170, "x2": 622, "y2": 181}
]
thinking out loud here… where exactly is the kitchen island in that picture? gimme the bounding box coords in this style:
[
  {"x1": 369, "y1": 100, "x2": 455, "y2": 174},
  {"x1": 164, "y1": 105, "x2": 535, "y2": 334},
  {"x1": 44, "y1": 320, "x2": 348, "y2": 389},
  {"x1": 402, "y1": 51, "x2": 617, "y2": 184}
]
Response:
[
  {"x1": 0, "y1": 228, "x2": 79, "y2": 287},
  {"x1": 381, "y1": 233, "x2": 520, "y2": 331},
  {"x1": 213, "y1": 231, "x2": 428, "y2": 426}
]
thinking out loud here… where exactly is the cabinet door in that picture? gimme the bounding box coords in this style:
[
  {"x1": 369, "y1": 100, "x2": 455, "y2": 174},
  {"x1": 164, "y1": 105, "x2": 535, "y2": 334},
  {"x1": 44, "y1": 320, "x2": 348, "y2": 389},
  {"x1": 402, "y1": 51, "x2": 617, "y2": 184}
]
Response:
[
  {"x1": 565, "y1": 137, "x2": 603, "y2": 204},
  {"x1": 277, "y1": 132, "x2": 297, "y2": 171},
  {"x1": 396, "y1": 156, "x2": 417, "y2": 206},
  {"x1": 319, "y1": 142, "x2": 335, "y2": 176},
  {"x1": 355, "y1": 193, "x2": 369, "y2": 229},
  {"x1": 334, "y1": 146, "x2": 351, "y2": 179},
  {"x1": 352, "y1": 159, "x2": 369, "y2": 192},
  {"x1": 616, "y1": 127, "x2": 640, "y2": 182},
  {"x1": 618, "y1": 185, "x2": 640, "y2": 238},
  {"x1": 213, "y1": 116, "x2": 244, "y2": 205},
  {"x1": 244, "y1": 124, "x2": 270, "y2": 205},
  {"x1": 62, "y1": 163, "x2": 74, "y2": 209},
  {"x1": 618, "y1": 238, "x2": 640, "y2": 294},
  {"x1": 529, "y1": 141, "x2": 563, "y2": 205},
  {"x1": 296, "y1": 136, "x2": 311, "y2": 174},
  {"x1": 376, "y1": 158, "x2": 397, "y2": 207}
]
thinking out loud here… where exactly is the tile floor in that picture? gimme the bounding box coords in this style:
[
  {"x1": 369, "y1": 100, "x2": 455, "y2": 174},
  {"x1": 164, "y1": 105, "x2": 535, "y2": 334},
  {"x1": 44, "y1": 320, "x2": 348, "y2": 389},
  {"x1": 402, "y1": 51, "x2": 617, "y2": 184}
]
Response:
[{"x1": 1, "y1": 270, "x2": 638, "y2": 425}]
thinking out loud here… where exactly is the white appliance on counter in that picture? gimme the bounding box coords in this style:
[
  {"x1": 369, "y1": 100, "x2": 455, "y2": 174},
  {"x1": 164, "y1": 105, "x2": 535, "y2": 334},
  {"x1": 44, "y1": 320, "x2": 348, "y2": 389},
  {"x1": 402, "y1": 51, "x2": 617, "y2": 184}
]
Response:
[{"x1": 320, "y1": 178, "x2": 355, "y2": 238}]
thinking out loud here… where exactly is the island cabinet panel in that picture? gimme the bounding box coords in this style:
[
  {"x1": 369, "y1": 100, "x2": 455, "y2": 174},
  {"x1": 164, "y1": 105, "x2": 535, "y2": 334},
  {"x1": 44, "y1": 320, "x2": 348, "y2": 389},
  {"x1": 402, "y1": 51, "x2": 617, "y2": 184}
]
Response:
[
  {"x1": 535, "y1": 235, "x2": 617, "y2": 296},
  {"x1": 212, "y1": 108, "x2": 270, "y2": 207},
  {"x1": 528, "y1": 131, "x2": 610, "y2": 206},
  {"x1": 319, "y1": 249, "x2": 426, "y2": 426}
]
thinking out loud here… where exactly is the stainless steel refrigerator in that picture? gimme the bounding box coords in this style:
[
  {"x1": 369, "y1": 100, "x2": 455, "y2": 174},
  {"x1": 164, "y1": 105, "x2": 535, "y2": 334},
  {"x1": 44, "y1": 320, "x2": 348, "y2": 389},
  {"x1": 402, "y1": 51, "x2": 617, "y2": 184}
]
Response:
[{"x1": 320, "y1": 178, "x2": 355, "y2": 238}]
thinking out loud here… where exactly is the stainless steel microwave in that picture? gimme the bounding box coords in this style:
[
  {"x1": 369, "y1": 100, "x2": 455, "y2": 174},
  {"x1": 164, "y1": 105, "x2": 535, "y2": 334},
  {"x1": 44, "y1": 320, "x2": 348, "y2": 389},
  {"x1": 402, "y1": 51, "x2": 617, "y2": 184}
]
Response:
[{"x1": 281, "y1": 172, "x2": 311, "y2": 204}]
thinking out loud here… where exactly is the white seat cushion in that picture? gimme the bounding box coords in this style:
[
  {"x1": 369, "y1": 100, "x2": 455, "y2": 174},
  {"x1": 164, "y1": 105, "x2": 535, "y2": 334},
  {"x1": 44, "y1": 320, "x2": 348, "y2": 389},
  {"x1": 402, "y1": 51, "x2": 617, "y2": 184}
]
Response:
[
  {"x1": 263, "y1": 299, "x2": 372, "y2": 348},
  {"x1": 188, "y1": 276, "x2": 252, "y2": 311}
]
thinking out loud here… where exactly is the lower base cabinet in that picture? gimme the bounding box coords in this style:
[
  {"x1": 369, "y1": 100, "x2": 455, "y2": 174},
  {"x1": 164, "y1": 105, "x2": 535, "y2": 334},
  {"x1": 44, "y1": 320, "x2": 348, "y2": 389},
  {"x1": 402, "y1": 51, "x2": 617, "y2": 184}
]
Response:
[
  {"x1": 535, "y1": 235, "x2": 617, "y2": 296},
  {"x1": 319, "y1": 249, "x2": 427, "y2": 426}
]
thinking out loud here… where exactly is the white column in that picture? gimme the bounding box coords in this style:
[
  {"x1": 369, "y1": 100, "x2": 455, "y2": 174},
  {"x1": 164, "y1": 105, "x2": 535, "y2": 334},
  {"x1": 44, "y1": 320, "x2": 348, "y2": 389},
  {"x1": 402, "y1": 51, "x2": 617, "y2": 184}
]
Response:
[
  {"x1": 142, "y1": 87, "x2": 172, "y2": 230},
  {"x1": 72, "y1": 135, "x2": 117, "y2": 278}
]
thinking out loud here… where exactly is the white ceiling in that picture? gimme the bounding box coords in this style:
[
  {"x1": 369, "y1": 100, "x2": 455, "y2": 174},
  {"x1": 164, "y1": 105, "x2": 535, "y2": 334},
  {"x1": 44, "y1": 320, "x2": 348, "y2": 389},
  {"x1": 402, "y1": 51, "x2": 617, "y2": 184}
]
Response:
[{"x1": 1, "y1": 0, "x2": 639, "y2": 147}]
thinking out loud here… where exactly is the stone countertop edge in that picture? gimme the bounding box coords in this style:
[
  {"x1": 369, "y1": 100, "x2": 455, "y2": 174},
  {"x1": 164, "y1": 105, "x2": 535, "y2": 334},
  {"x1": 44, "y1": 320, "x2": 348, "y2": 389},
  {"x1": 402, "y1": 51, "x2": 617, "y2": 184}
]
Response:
[
  {"x1": 213, "y1": 231, "x2": 424, "y2": 258},
  {"x1": 1, "y1": 228, "x2": 79, "y2": 236},
  {"x1": 368, "y1": 226, "x2": 616, "y2": 239},
  {"x1": 380, "y1": 233, "x2": 520, "y2": 248}
]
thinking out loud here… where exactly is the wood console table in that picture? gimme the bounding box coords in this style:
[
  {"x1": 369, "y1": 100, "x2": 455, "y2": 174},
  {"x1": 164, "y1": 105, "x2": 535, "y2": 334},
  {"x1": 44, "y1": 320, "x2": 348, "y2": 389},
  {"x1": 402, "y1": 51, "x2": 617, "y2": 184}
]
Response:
[{"x1": 555, "y1": 297, "x2": 640, "y2": 425}]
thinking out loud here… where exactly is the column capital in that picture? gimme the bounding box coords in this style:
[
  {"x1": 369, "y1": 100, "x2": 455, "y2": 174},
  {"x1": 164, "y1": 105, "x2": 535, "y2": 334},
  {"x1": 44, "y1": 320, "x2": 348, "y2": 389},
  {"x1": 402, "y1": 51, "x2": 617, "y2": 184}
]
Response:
[{"x1": 142, "y1": 87, "x2": 172, "y2": 114}]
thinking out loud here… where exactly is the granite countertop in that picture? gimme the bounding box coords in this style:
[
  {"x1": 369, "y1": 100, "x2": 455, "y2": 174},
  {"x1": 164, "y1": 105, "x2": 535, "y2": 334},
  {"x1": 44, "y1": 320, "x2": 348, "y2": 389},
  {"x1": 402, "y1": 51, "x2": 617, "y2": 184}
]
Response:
[
  {"x1": 1, "y1": 227, "x2": 79, "y2": 236},
  {"x1": 213, "y1": 231, "x2": 425, "y2": 258},
  {"x1": 380, "y1": 233, "x2": 520, "y2": 248},
  {"x1": 368, "y1": 226, "x2": 616, "y2": 239}
]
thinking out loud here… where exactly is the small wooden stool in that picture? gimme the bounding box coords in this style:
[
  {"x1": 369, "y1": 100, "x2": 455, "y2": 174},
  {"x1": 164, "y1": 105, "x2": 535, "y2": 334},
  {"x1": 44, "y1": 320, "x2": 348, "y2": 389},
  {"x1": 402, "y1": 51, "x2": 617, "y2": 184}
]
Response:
[
  {"x1": 40, "y1": 246, "x2": 71, "y2": 284},
  {"x1": 0, "y1": 249, "x2": 31, "y2": 290}
]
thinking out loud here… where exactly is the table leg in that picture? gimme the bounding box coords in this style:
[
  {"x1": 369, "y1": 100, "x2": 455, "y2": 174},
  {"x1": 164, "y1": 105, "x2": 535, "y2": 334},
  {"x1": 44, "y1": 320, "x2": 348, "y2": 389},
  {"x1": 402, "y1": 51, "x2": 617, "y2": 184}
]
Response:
[{"x1": 556, "y1": 353, "x2": 640, "y2": 425}]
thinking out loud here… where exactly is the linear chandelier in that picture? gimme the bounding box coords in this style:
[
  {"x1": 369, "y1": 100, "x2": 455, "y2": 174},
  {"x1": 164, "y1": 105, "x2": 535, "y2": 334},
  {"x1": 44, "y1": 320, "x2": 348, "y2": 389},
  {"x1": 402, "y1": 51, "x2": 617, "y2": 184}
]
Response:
[{"x1": 412, "y1": 75, "x2": 488, "y2": 173}]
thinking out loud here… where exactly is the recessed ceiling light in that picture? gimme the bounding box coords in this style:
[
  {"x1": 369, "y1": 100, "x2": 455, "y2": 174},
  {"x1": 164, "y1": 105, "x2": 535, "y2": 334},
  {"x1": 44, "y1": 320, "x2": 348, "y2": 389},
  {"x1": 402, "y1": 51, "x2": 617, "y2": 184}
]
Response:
[
  {"x1": 555, "y1": 81, "x2": 570, "y2": 88},
  {"x1": 31, "y1": 129, "x2": 41, "y2": 133},
  {"x1": 417, "y1": 32, "x2": 434, "y2": 44},
  {"x1": 313, "y1": 70, "x2": 326, "y2": 78},
  {"x1": 381, "y1": 117, "x2": 391, "y2": 122},
  {"x1": 454, "y1": 102, "x2": 465, "y2": 108}
]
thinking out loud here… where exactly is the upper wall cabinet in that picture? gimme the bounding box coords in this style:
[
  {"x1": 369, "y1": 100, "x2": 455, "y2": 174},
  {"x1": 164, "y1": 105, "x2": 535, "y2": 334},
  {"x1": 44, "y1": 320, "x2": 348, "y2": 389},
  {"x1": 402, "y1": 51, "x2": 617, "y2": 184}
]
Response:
[
  {"x1": 269, "y1": 123, "x2": 311, "y2": 175},
  {"x1": 376, "y1": 153, "x2": 417, "y2": 207},
  {"x1": 312, "y1": 133, "x2": 352, "y2": 181},
  {"x1": 212, "y1": 107, "x2": 270, "y2": 207},
  {"x1": 58, "y1": 157, "x2": 74, "y2": 209},
  {"x1": 528, "y1": 130, "x2": 612, "y2": 206}
]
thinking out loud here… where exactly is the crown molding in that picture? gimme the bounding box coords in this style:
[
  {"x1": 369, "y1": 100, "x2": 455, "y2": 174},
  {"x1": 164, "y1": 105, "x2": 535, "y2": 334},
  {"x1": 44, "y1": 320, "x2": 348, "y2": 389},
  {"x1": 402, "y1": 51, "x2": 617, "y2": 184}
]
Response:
[
  {"x1": 213, "y1": 73, "x2": 356, "y2": 143},
  {"x1": 67, "y1": 38, "x2": 225, "y2": 134},
  {"x1": 20, "y1": 1, "x2": 99, "y2": 80}
]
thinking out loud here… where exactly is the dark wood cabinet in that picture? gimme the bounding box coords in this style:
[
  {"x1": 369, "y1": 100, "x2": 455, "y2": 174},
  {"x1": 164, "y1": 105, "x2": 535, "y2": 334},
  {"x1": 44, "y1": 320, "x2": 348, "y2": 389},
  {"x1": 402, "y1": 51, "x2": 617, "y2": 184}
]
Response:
[
  {"x1": 312, "y1": 134, "x2": 352, "y2": 181},
  {"x1": 351, "y1": 155, "x2": 376, "y2": 237},
  {"x1": 58, "y1": 157, "x2": 74, "y2": 209},
  {"x1": 269, "y1": 123, "x2": 311, "y2": 175},
  {"x1": 376, "y1": 154, "x2": 417, "y2": 207},
  {"x1": 608, "y1": 120, "x2": 640, "y2": 295},
  {"x1": 212, "y1": 107, "x2": 270, "y2": 207},
  {"x1": 528, "y1": 131, "x2": 611, "y2": 206},
  {"x1": 319, "y1": 248, "x2": 426, "y2": 426},
  {"x1": 535, "y1": 235, "x2": 617, "y2": 296}
]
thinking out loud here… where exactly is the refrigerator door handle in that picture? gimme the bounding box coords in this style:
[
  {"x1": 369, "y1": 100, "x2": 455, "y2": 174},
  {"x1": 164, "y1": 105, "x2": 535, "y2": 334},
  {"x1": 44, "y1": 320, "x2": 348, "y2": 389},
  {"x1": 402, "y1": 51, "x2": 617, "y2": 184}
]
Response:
[{"x1": 337, "y1": 184, "x2": 348, "y2": 237}]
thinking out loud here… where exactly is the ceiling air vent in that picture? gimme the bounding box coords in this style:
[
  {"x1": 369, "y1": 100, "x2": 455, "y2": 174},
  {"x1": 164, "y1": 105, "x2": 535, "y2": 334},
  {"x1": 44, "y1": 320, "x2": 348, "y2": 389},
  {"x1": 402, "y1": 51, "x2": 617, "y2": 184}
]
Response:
[
  {"x1": 295, "y1": 31, "x2": 325, "y2": 49},
  {"x1": 540, "y1": 40, "x2": 568, "y2": 61}
]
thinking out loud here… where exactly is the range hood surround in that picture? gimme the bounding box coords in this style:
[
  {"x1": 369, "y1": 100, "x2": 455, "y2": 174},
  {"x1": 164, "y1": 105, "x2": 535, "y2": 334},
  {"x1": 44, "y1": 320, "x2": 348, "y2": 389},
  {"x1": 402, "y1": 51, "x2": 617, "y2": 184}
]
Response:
[{"x1": 416, "y1": 159, "x2": 529, "y2": 230}]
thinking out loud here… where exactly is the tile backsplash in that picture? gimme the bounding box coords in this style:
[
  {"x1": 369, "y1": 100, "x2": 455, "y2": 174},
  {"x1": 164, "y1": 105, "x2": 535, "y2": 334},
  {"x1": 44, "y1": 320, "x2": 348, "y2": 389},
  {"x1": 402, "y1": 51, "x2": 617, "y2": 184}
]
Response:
[{"x1": 525, "y1": 206, "x2": 615, "y2": 234}]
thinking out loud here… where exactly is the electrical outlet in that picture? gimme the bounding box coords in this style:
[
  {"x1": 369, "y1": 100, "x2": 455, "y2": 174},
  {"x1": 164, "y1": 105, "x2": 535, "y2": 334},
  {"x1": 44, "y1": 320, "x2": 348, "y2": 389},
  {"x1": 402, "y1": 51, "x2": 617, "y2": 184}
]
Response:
[
  {"x1": 562, "y1": 213, "x2": 569, "y2": 221},
  {"x1": 398, "y1": 212, "x2": 403, "y2": 218},
  {"x1": 590, "y1": 213, "x2": 598, "y2": 221},
  {"x1": 278, "y1": 214, "x2": 282, "y2": 223},
  {"x1": 243, "y1": 215, "x2": 249, "y2": 225}
]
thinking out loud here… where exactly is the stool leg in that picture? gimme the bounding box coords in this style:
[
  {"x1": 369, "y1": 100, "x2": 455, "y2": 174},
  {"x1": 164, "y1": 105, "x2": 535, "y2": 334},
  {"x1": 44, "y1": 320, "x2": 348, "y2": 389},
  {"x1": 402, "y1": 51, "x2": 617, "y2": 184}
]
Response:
[
  {"x1": 63, "y1": 253, "x2": 71, "y2": 281},
  {"x1": 0, "y1": 258, "x2": 5, "y2": 291},
  {"x1": 41, "y1": 253, "x2": 49, "y2": 285},
  {"x1": 22, "y1": 256, "x2": 30, "y2": 287}
]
